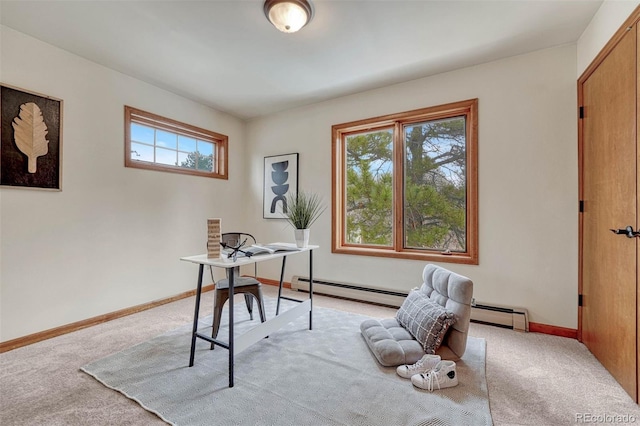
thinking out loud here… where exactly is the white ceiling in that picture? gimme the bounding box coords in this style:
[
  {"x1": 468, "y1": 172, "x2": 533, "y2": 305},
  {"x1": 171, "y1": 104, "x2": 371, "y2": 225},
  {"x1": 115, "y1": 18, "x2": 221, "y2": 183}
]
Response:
[{"x1": 0, "y1": 0, "x2": 602, "y2": 120}]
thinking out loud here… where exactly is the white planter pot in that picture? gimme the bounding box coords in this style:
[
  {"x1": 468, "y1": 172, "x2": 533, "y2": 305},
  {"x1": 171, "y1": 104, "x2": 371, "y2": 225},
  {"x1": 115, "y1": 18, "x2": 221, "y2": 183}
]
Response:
[{"x1": 294, "y1": 229, "x2": 310, "y2": 248}]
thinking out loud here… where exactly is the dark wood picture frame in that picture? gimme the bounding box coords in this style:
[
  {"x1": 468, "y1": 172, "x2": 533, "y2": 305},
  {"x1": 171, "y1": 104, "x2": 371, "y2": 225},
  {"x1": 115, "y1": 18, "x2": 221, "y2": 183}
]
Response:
[
  {"x1": 263, "y1": 153, "x2": 299, "y2": 219},
  {"x1": 1, "y1": 84, "x2": 63, "y2": 190}
]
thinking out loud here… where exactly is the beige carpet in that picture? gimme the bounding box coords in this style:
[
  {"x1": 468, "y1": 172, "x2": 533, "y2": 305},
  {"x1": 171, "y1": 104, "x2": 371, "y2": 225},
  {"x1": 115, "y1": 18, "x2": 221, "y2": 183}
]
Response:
[
  {"x1": 1, "y1": 285, "x2": 639, "y2": 425},
  {"x1": 81, "y1": 298, "x2": 491, "y2": 425}
]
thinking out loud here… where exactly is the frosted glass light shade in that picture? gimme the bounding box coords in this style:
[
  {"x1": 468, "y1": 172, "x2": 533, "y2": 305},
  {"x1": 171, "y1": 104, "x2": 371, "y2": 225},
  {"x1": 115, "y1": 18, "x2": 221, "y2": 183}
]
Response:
[{"x1": 264, "y1": 0, "x2": 313, "y2": 33}]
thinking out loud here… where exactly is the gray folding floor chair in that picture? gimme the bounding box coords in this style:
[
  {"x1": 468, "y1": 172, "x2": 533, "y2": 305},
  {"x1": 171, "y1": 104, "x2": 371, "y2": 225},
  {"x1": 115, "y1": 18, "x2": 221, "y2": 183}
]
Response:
[
  {"x1": 360, "y1": 264, "x2": 473, "y2": 366},
  {"x1": 212, "y1": 232, "x2": 267, "y2": 343}
]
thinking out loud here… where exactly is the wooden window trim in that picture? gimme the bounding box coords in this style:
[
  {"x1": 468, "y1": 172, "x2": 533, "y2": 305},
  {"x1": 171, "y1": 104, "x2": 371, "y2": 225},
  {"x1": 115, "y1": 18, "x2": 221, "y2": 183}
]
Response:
[
  {"x1": 331, "y1": 99, "x2": 478, "y2": 265},
  {"x1": 124, "y1": 106, "x2": 228, "y2": 179}
]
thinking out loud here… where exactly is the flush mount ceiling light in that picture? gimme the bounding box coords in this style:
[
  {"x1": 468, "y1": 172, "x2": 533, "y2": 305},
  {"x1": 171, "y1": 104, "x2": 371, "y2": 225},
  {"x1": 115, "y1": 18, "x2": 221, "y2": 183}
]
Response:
[{"x1": 264, "y1": 0, "x2": 313, "y2": 33}]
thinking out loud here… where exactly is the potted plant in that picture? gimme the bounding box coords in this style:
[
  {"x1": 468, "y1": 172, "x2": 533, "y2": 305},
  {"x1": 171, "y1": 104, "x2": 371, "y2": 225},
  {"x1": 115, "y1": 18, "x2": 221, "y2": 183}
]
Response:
[{"x1": 284, "y1": 190, "x2": 326, "y2": 248}]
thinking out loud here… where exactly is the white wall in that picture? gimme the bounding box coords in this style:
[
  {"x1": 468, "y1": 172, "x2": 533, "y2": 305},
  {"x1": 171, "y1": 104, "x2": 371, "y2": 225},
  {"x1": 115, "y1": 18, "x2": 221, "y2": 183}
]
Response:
[
  {"x1": 0, "y1": 26, "x2": 247, "y2": 341},
  {"x1": 577, "y1": 0, "x2": 639, "y2": 76},
  {"x1": 5, "y1": 3, "x2": 624, "y2": 340},
  {"x1": 247, "y1": 44, "x2": 579, "y2": 329}
]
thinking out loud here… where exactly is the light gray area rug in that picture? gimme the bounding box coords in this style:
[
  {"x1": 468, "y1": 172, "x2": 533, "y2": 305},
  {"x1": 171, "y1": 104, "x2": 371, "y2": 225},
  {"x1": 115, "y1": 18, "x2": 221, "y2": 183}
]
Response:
[{"x1": 81, "y1": 297, "x2": 492, "y2": 426}]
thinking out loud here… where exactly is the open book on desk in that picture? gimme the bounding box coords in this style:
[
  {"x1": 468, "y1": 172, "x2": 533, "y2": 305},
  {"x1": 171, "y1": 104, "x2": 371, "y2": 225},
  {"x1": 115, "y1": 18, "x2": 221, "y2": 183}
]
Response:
[
  {"x1": 247, "y1": 243, "x2": 301, "y2": 255},
  {"x1": 221, "y1": 242, "x2": 300, "y2": 259}
]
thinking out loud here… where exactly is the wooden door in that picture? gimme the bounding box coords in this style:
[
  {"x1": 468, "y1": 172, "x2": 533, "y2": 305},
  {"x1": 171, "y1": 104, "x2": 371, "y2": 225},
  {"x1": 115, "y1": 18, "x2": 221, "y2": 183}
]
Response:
[
  {"x1": 581, "y1": 24, "x2": 637, "y2": 400},
  {"x1": 637, "y1": 22, "x2": 640, "y2": 402}
]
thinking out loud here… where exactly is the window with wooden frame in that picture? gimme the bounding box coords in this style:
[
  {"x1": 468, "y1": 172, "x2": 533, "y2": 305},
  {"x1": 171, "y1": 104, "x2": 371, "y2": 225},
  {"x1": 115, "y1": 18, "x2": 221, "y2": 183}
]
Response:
[
  {"x1": 125, "y1": 106, "x2": 228, "y2": 179},
  {"x1": 332, "y1": 99, "x2": 478, "y2": 264}
]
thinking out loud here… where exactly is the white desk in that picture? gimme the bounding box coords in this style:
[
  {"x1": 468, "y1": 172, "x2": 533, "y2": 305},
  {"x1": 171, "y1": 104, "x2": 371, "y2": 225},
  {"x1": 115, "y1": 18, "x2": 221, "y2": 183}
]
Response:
[{"x1": 180, "y1": 244, "x2": 318, "y2": 387}]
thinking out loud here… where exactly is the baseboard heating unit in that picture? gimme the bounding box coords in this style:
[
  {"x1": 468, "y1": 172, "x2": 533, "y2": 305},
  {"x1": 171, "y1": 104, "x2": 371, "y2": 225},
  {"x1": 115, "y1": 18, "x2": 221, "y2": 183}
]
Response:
[
  {"x1": 291, "y1": 276, "x2": 408, "y2": 307},
  {"x1": 291, "y1": 276, "x2": 529, "y2": 332},
  {"x1": 470, "y1": 299, "x2": 529, "y2": 332}
]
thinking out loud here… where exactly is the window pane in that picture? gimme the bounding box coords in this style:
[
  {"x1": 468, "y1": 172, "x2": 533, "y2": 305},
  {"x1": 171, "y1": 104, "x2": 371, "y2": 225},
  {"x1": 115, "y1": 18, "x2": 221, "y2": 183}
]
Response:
[
  {"x1": 156, "y1": 130, "x2": 177, "y2": 149},
  {"x1": 178, "y1": 135, "x2": 197, "y2": 152},
  {"x1": 345, "y1": 129, "x2": 394, "y2": 246},
  {"x1": 196, "y1": 154, "x2": 214, "y2": 172},
  {"x1": 197, "y1": 141, "x2": 214, "y2": 156},
  {"x1": 404, "y1": 116, "x2": 466, "y2": 251},
  {"x1": 131, "y1": 123, "x2": 154, "y2": 144},
  {"x1": 131, "y1": 142, "x2": 154, "y2": 162},
  {"x1": 195, "y1": 142, "x2": 214, "y2": 172},
  {"x1": 178, "y1": 151, "x2": 213, "y2": 171},
  {"x1": 156, "y1": 147, "x2": 177, "y2": 166},
  {"x1": 178, "y1": 151, "x2": 194, "y2": 169}
]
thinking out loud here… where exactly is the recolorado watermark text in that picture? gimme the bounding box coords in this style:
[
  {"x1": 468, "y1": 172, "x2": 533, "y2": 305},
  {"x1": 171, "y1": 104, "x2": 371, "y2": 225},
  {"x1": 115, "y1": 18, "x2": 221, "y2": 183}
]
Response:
[{"x1": 576, "y1": 413, "x2": 637, "y2": 424}]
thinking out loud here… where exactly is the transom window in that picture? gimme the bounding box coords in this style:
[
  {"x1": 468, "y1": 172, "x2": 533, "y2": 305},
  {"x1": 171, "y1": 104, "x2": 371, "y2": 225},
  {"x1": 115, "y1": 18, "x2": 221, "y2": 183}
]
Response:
[
  {"x1": 125, "y1": 106, "x2": 228, "y2": 179},
  {"x1": 332, "y1": 99, "x2": 478, "y2": 264}
]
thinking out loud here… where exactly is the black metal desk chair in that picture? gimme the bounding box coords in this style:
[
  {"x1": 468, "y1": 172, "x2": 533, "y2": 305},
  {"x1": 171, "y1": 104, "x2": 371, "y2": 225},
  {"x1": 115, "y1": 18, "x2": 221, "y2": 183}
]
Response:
[{"x1": 211, "y1": 232, "x2": 267, "y2": 343}]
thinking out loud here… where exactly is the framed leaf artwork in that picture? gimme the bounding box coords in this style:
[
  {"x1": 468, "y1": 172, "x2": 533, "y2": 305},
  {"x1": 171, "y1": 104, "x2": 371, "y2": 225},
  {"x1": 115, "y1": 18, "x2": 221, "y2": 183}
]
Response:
[
  {"x1": 1, "y1": 84, "x2": 63, "y2": 190},
  {"x1": 263, "y1": 153, "x2": 298, "y2": 219}
]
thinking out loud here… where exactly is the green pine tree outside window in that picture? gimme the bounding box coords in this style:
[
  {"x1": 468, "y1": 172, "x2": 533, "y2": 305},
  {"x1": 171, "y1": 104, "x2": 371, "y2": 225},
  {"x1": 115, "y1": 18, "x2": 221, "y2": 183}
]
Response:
[{"x1": 333, "y1": 99, "x2": 478, "y2": 264}]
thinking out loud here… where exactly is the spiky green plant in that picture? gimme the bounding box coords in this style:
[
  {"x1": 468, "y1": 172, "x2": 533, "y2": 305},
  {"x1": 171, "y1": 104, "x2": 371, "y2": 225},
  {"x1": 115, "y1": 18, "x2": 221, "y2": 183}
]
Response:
[{"x1": 284, "y1": 190, "x2": 326, "y2": 229}]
